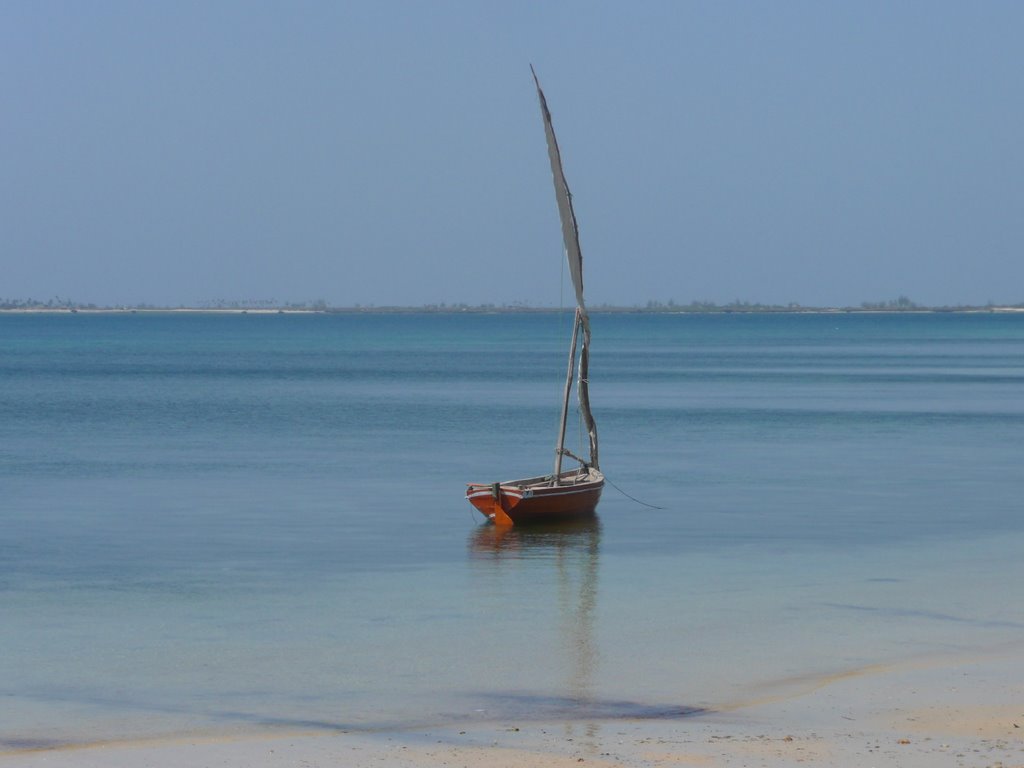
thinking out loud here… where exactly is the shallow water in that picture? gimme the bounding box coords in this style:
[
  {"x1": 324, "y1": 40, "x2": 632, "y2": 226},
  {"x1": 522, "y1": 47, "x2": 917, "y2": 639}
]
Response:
[{"x1": 2, "y1": 311, "x2": 1023, "y2": 747}]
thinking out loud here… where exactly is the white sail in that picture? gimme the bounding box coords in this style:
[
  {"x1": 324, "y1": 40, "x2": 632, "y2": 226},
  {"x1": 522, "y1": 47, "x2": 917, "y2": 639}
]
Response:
[{"x1": 532, "y1": 67, "x2": 599, "y2": 471}]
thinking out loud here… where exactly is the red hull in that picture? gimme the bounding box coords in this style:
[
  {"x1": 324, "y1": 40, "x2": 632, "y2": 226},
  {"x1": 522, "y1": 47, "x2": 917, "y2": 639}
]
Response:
[{"x1": 466, "y1": 468, "x2": 604, "y2": 526}]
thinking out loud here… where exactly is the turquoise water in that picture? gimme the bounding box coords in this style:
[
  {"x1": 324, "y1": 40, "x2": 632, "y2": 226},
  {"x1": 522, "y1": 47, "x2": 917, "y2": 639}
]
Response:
[{"x1": 2, "y1": 312, "x2": 1023, "y2": 747}]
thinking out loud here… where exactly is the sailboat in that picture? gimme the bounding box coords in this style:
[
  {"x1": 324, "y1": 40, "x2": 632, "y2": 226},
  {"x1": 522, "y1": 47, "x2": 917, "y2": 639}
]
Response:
[{"x1": 466, "y1": 67, "x2": 604, "y2": 526}]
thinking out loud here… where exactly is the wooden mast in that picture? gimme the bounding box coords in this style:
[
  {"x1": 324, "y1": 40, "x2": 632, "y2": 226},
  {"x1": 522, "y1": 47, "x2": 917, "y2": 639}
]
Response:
[{"x1": 553, "y1": 308, "x2": 582, "y2": 484}]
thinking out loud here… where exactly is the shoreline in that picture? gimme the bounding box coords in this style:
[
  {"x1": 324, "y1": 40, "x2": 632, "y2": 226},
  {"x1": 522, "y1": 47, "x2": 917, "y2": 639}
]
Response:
[{"x1": 6, "y1": 648, "x2": 1021, "y2": 767}]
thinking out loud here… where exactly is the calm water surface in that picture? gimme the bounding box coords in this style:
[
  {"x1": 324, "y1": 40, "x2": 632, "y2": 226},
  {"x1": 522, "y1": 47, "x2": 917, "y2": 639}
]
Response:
[{"x1": 1, "y1": 312, "x2": 1023, "y2": 747}]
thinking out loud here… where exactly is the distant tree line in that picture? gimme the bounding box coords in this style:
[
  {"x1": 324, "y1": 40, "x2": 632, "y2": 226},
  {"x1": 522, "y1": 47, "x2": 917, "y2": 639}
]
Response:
[
  {"x1": 197, "y1": 298, "x2": 329, "y2": 310},
  {"x1": 859, "y1": 295, "x2": 919, "y2": 310},
  {"x1": 0, "y1": 296, "x2": 97, "y2": 309}
]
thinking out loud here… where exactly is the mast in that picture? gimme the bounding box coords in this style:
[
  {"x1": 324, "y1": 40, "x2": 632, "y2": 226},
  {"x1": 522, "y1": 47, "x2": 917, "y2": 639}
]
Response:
[
  {"x1": 553, "y1": 309, "x2": 582, "y2": 481},
  {"x1": 577, "y1": 310, "x2": 598, "y2": 470},
  {"x1": 532, "y1": 66, "x2": 600, "y2": 472}
]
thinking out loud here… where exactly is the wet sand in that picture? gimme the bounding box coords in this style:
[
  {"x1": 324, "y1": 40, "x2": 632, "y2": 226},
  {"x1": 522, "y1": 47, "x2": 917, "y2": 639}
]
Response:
[{"x1": 4, "y1": 649, "x2": 1021, "y2": 767}]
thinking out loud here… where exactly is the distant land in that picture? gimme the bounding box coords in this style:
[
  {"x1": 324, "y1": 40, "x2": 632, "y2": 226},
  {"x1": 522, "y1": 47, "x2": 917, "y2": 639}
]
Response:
[{"x1": 2, "y1": 296, "x2": 1024, "y2": 314}]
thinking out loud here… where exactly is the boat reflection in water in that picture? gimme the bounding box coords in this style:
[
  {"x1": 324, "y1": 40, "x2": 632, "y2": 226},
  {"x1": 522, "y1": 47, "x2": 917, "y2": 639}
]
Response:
[
  {"x1": 468, "y1": 521, "x2": 701, "y2": 730},
  {"x1": 470, "y1": 517, "x2": 601, "y2": 563},
  {"x1": 469, "y1": 519, "x2": 601, "y2": 742}
]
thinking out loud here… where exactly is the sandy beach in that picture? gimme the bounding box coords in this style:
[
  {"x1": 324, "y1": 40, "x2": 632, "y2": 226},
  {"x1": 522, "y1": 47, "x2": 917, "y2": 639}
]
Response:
[{"x1": 5, "y1": 648, "x2": 1021, "y2": 768}]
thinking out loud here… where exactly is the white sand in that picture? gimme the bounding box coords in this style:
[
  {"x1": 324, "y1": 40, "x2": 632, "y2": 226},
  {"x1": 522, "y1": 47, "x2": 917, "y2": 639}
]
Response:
[{"x1": 4, "y1": 649, "x2": 1022, "y2": 767}]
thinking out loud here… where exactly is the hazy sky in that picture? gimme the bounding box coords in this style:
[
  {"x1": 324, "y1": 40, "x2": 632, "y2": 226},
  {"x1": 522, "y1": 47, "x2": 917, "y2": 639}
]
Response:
[{"x1": 3, "y1": 1, "x2": 1023, "y2": 307}]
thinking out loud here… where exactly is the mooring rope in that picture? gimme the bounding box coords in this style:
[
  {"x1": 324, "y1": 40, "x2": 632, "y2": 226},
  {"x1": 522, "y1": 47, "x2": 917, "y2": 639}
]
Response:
[{"x1": 604, "y1": 474, "x2": 666, "y2": 510}]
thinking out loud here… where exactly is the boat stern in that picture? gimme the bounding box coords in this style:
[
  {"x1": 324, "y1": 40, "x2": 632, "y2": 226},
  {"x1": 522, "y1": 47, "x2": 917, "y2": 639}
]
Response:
[{"x1": 466, "y1": 482, "x2": 522, "y2": 526}]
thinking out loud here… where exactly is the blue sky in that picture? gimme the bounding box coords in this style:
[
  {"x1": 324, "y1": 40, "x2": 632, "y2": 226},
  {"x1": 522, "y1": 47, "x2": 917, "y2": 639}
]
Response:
[{"x1": 3, "y1": 1, "x2": 1023, "y2": 307}]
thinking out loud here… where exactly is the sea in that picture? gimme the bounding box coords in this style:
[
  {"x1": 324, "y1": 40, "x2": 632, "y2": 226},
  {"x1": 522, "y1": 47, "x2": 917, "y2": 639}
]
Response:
[{"x1": 2, "y1": 310, "x2": 1023, "y2": 749}]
